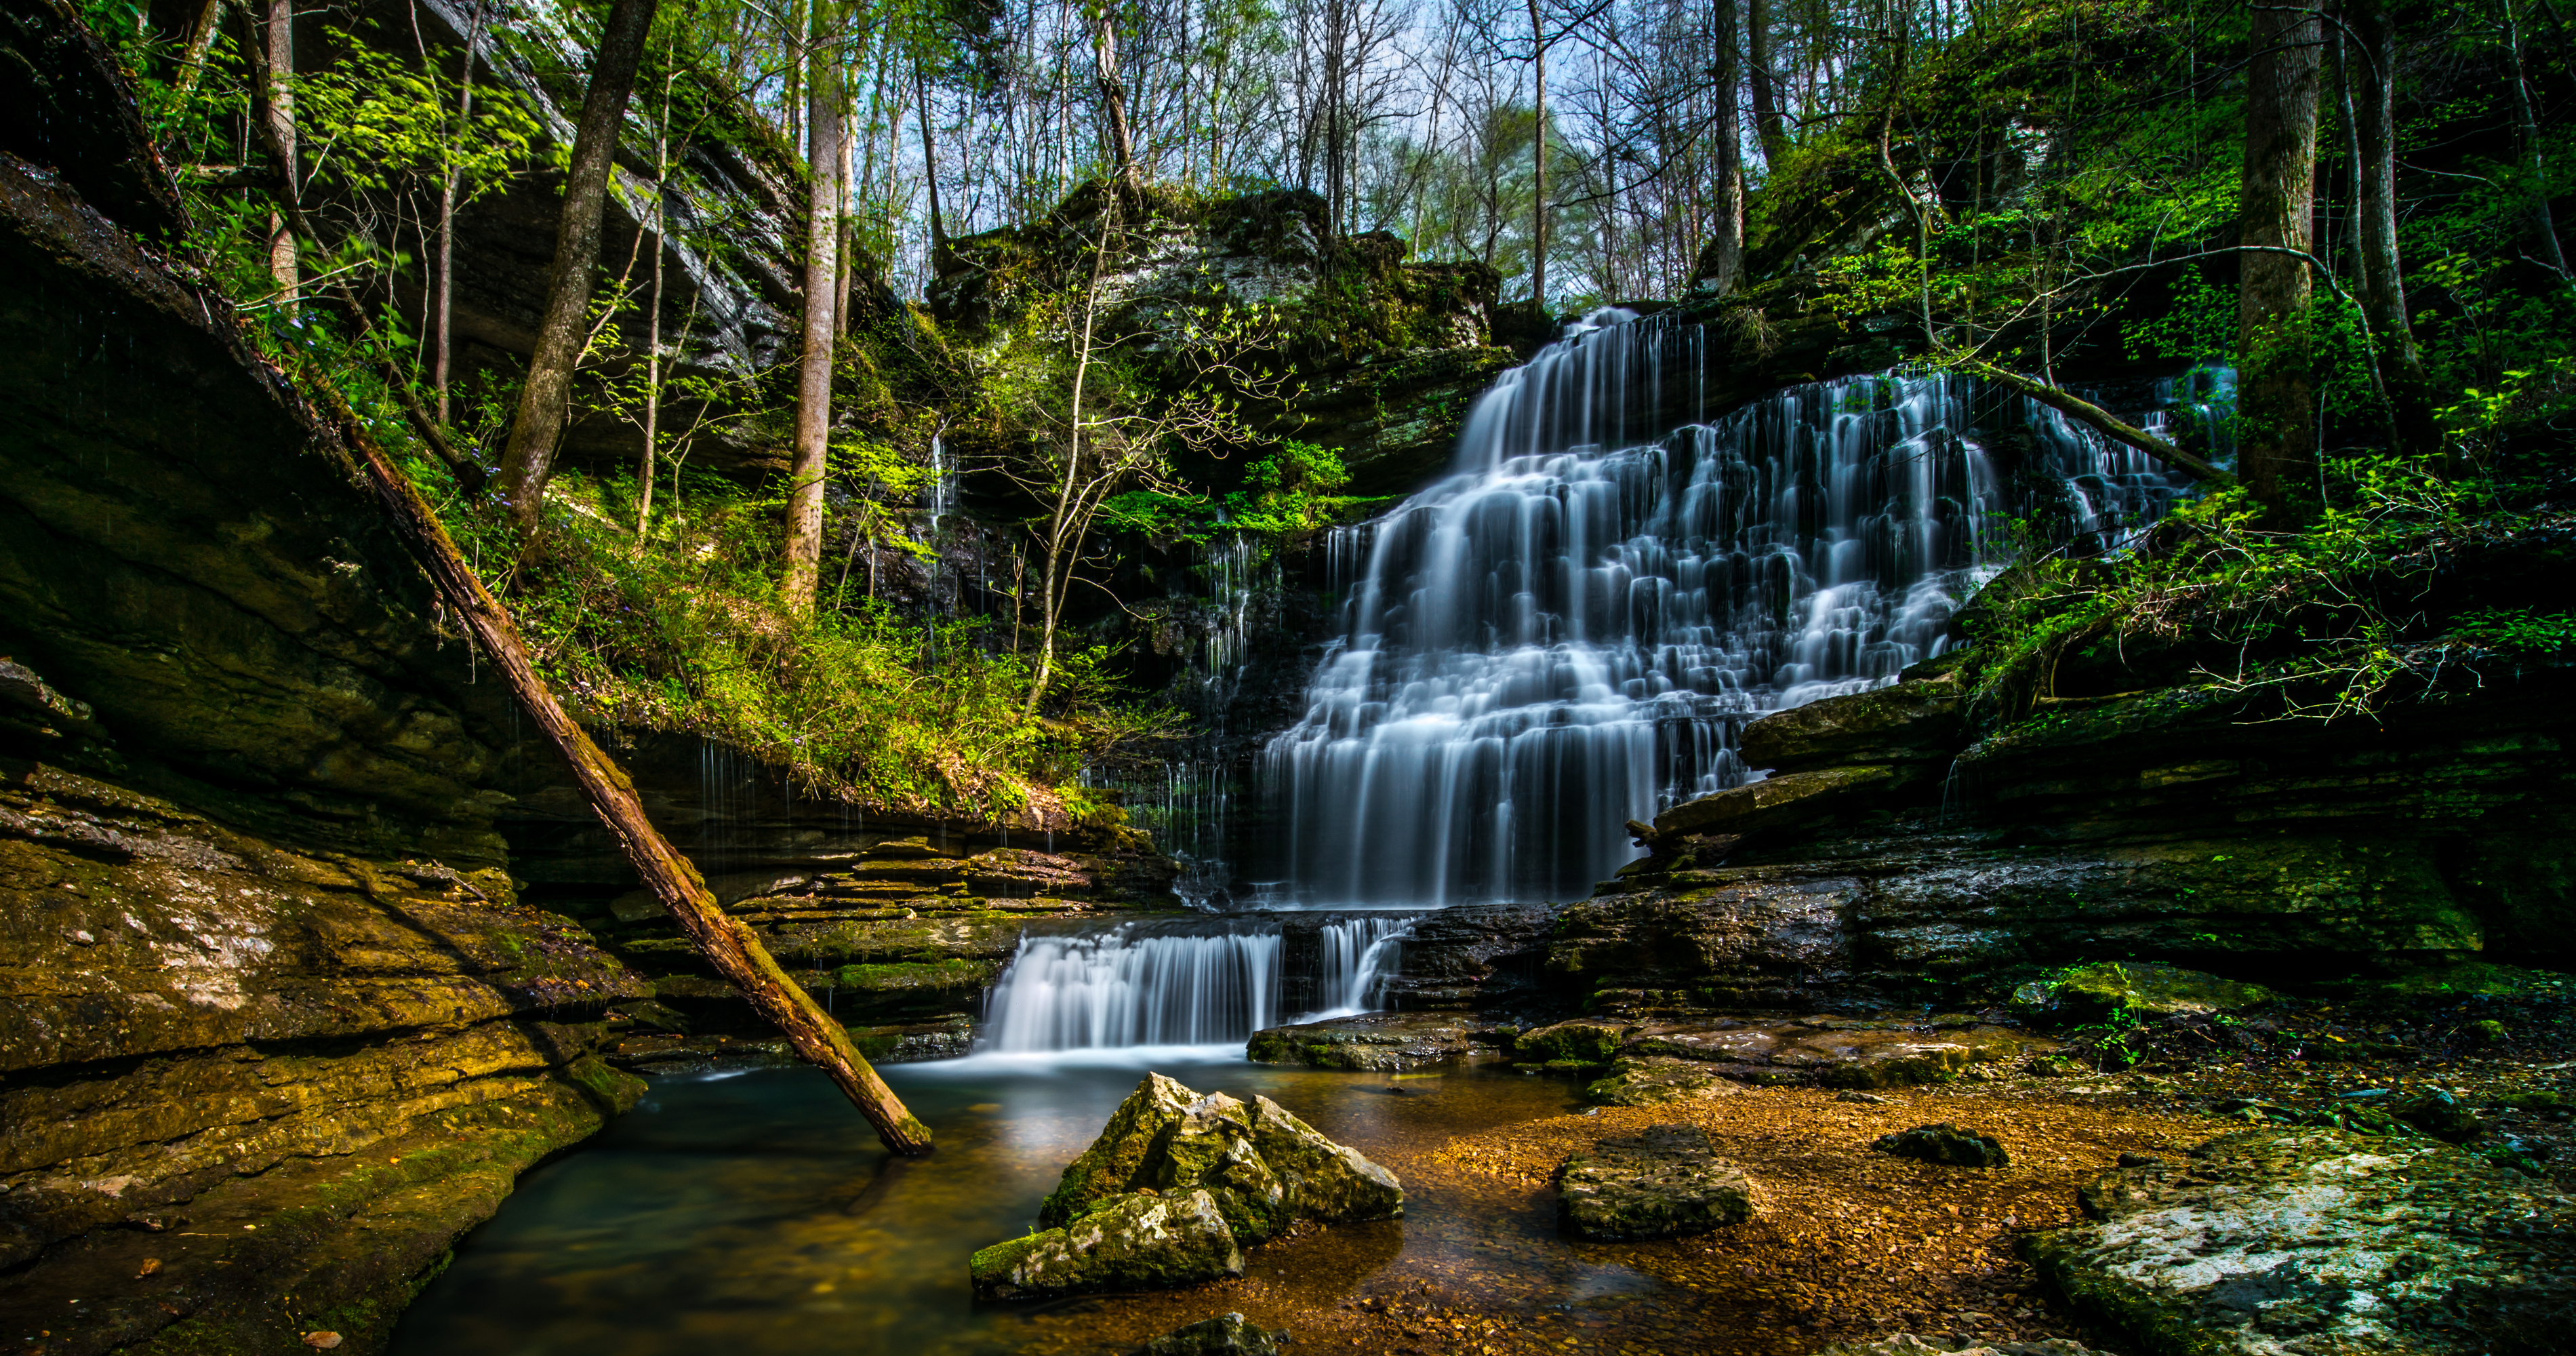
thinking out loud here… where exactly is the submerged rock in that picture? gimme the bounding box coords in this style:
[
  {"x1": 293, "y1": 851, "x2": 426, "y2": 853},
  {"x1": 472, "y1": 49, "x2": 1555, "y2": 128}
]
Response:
[
  {"x1": 1247, "y1": 1011, "x2": 1474, "y2": 1071},
  {"x1": 1874, "y1": 1124, "x2": 2010, "y2": 1168},
  {"x1": 1020, "y1": 1074, "x2": 1403, "y2": 1268},
  {"x1": 1140, "y1": 1312, "x2": 1289, "y2": 1355},
  {"x1": 1820, "y1": 1338, "x2": 2110, "y2": 1356},
  {"x1": 2026, "y1": 1126, "x2": 2575, "y2": 1355},
  {"x1": 969, "y1": 1189, "x2": 1245, "y2": 1302},
  {"x1": 1555, "y1": 1123, "x2": 1758, "y2": 1240},
  {"x1": 1582, "y1": 1056, "x2": 1750, "y2": 1106}
]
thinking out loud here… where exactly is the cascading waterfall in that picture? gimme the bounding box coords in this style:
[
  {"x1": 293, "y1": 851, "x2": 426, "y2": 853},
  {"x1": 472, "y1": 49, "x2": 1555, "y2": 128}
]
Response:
[
  {"x1": 976, "y1": 917, "x2": 1415, "y2": 1052},
  {"x1": 1260, "y1": 309, "x2": 2221, "y2": 906}
]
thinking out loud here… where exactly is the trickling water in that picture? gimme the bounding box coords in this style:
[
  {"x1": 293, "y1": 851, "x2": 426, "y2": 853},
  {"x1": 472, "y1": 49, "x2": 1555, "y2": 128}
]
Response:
[
  {"x1": 977, "y1": 917, "x2": 1417, "y2": 1052},
  {"x1": 1260, "y1": 311, "x2": 2220, "y2": 905}
]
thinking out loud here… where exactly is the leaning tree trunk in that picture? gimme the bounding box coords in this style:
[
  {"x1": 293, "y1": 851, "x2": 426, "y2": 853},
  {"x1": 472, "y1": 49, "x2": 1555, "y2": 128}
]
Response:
[
  {"x1": 1085, "y1": 5, "x2": 1140, "y2": 191},
  {"x1": 2236, "y1": 2, "x2": 2324, "y2": 526},
  {"x1": 1747, "y1": 0, "x2": 1788, "y2": 167},
  {"x1": 2350, "y1": 0, "x2": 2438, "y2": 459},
  {"x1": 784, "y1": 31, "x2": 841, "y2": 618},
  {"x1": 310, "y1": 385, "x2": 931, "y2": 1156},
  {"x1": 492, "y1": 0, "x2": 660, "y2": 532}
]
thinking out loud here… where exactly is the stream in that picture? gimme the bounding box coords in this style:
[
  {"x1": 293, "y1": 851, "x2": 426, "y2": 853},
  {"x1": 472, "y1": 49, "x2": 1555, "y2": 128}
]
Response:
[{"x1": 393, "y1": 312, "x2": 2224, "y2": 1353}]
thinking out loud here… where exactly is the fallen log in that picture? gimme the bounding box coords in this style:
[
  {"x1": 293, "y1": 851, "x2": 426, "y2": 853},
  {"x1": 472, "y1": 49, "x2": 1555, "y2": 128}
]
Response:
[
  {"x1": 311, "y1": 381, "x2": 932, "y2": 1156},
  {"x1": 1966, "y1": 361, "x2": 2227, "y2": 483}
]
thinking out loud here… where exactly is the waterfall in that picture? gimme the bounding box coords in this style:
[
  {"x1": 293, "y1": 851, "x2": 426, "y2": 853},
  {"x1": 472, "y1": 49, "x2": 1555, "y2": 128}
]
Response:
[
  {"x1": 1260, "y1": 310, "x2": 2217, "y2": 906},
  {"x1": 977, "y1": 917, "x2": 1417, "y2": 1053}
]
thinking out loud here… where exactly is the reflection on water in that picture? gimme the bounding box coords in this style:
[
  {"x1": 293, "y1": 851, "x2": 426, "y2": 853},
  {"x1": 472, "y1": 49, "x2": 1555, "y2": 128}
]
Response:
[{"x1": 389, "y1": 1055, "x2": 1643, "y2": 1356}]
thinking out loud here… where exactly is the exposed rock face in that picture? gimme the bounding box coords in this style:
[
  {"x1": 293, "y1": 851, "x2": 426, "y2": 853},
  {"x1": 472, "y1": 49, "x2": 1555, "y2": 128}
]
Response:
[
  {"x1": 969, "y1": 1189, "x2": 1245, "y2": 1302},
  {"x1": 1248, "y1": 1011, "x2": 1478, "y2": 1071},
  {"x1": 0, "y1": 21, "x2": 651, "y2": 1349},
  {"x1": 1554, "y1": 1124, "x2": 1757, "y2": 1240},
  {"x1": 1874, "y1": 1124, "x2": 2011, "y2": 1169},
  {"x1": 1037, "y1": 1074, "x2": 1404, "y2": 1245},
  {"x1": 1551, "y1": 666, "x2": 2576, "y2": 1013},
  {"x1": 2025, "y1": 1128, "x2": 2574, "y2": 1355}
]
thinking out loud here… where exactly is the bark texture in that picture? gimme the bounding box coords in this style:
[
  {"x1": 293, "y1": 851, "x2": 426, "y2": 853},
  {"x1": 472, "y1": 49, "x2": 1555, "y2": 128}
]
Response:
[
  {"x1": 785, "y1": 43, "x2": 842, "y2": 616},
  {"x1": 2349, "y1": 0, "x2": 2436, "y2": 458},
  {"x1": 491, "y1": 0, "x2": 660, "y2": 530},
  {"x1": 1747, "y1": 0, "x2": 1788, "y2": 167},
  {"x1": 2236, "y1": 3, "x2": 2324, "y2": 524},
  {"x1": 1705, "y1": 0, "x2": 1746, "y2": 296}
]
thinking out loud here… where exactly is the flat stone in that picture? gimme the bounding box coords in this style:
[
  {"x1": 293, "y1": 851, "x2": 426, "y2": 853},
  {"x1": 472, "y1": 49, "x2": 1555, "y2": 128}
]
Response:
[
  {"x1": 1247, "y1": 1011, "x2": 1473, "y2": 1071},
  {"x1": 1139, "y1": 1312, "x2": 1288, "y2": 1355},
  {"x1": 1554, "y1": 1123, "x2": 1758, "y2": 1241},
  {"x1": 969, "y1": 1189, "x2": 1245, "y2": 1302},
  {"x1": 1819, "y1": 1338, "x2": 2108, "y2": 1356},
  {"x1": 1739, "y1": 679, "x2": 1964, "y2": 773},
  {"x1": 2026, "y1": 1127, "x2": 2575, "y2": 1355},
  {"x1": 1583, "y1": 1056, "x2": 1751, "y2": 1106},
  {"x1": 1651, "y1": 763, "x2": 1907, "y2": 841},
  {"x1": 1874, "y1": 1123, "x2": 2009, "y2": 1168}
]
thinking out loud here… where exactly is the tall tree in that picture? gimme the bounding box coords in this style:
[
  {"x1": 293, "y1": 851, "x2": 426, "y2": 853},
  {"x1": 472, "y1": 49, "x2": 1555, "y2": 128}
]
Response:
[
  {"x1": 1085, "y1": 1, "x2": 1142, "y2": 189},
  {"x1": 2348, "y1": 0, "x2": 2436, "y2": 456},
  {"x1": 262, "y1": 0, "x2": 297, "y2": 303},
  {"x1": 433, "y1": 0, "x2": 493, "y2": 422},
  {"x1": 1705, "y1": 0, "x2": 1746, "y2": 296},
  {"x1": 784, "y1": 17, "x2": 845, "y2": 617},
  {"x1": 2236, "y1": 1, "x2": 2324, "y2": 525},
  {"x1": 1527, "y1": 0, "x2": 1549, "y2": 309},
  {"x1": 1746, "y1": 0, "x2": 1787, "y2": 167},
  {"x1": 491, "y1": 0, "x2": 662, "y2": 531},
  {"x1": 2500, "y1": 0, "x2": 2571, "y2": 279}
]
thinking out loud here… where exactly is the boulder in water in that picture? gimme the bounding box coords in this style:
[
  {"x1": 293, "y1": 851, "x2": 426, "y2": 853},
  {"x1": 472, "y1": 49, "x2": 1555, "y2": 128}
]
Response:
[
  {"x1": 1874, "y1": 1123, "x2": 2009, "y2": 1168},
  {"x1": 1138, "y1": 1313, "x2": 1289, "y2": 1355},
  {"x1": 1030, "y1": 1074, "x2": 1404, "y2": 1248},
  {"x1": 1247, "y1": 1011, "x2": 1473, "y2": 1071},
  {"x1": 1514, "y1": 1019, "x2": 1636, "y2": 1066},
  {"x1": 1582, "y1": 1056, "x2": 1749, "y2": 1106},
  {"x1": 1555, "y1": 1123, "x2": 1757, "y2": 1240},
  {"x1": 969, "y1": 1188, "x2": 1244, "y2": 1302}
]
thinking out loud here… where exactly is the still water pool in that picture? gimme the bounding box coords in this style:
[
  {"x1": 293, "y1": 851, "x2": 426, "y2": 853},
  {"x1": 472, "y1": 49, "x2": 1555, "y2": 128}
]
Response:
[{"x1": 388, "y1": 1051, "x2": 1666, "y2": 1355}]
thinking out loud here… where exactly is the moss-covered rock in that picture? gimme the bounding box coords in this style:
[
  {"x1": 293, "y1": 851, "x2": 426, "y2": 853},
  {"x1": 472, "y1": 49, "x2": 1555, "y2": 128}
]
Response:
[
  {"x1": 1872, "y1": 1123, "x2": 2009, "y2": 1168},
  {"x1": 1582, "y1": 1056, "x2": 1750, "y2": 1106},
  {"x1": 2026, "y1": 1128, "x2": 2574, "y2": 1356},
  {"x1": 1038, "y1": 1072, "x2": 1201, "y2": 1228},
  {"x1": 1555, "y1": 1124, "x2": 1757, "y2": 1241},
  {"x1": 2021, "y1": 962, "x2": 2274, "y2": 1026},
  {"x1": 969, "y1": 1188, "x2": 1245, "y2": 1302},
  {"x1": 1514, "y1": 1019, "x2": 1637, "y2": 1064},
  {"x1": 1245, "y1": 1012, "x2": 1472, "y2": 1071}
]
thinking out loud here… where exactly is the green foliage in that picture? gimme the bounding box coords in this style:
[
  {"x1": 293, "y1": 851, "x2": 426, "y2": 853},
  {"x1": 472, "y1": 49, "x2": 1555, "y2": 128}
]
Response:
[{"x1": 1222, "y1": 439, "x2": 1361, "y2": 534}]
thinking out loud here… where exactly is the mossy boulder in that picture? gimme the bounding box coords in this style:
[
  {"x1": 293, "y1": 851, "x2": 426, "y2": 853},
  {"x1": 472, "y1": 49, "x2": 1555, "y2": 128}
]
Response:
[
  {"x1": 1141, "y1": 1313, "x2": 1289, "y2": 1355},
  {"x1": 1245, "y1": 1012, "x2": 1472, "y2": 1071},
  {"x1": 1873, "y1": 1123, "x2": 2009, "y2": 1168},
  {"x1": 2026, "y1": 1128, "x2": 2575, "y2": 1356},
  {"x1": 1034, "y1": 1074, "x2": 1404, "y2": 1245},
  {"x1": 969, "y1": 1188, "x2": 1244, "y2": 1302},
  {"x1": 2019, "y1": 962, "x2": 2274, "y2": 1026},
  {"x1": 1555, "y1": 1124, "x2": 1757, "y2": 1241},
  {"x1": 1582, "y1": 1056, "x2": 1749, "y2": 1106},
  {"x1": 1514, "y1": 1019, "x2": 1636, "y2": 1065}
]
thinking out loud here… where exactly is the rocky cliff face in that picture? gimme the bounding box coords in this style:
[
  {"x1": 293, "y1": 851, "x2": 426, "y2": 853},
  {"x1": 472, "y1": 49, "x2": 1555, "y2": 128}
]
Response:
[{"x1": 1392, "y1": 660, "x2": 2575, "y2": 1017}]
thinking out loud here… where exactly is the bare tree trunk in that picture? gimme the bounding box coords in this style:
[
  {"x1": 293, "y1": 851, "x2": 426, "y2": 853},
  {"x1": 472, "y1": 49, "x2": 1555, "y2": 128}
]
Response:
[
  {"x1": 492, "y1": 0, "x2": 660, "y2": 533},
  {"x1": 2237, "y1": 2, "x2": 2324, "y2": 525},
  {"x1": 1747, "y1": 0, "x2": 1788, "y2": 167},
  {"x1": 1706, "y1": 0, "x2": 1746, "y2": 296},
  {"x1": 175, "y1": 0, "x2": 226, "y2": 98},
  {"x1": 785, "y1": 28, "x2": 842, "y2": 618},
  {"x1": 1085, "y1": 3, "x2": 1141, "y2": 191},
  {"x1": 918, "y1": 63, "x2": 948, "y2": 270},
  {"x1": 435, "y1": 0, "x2": 489, "y2": 424},
  {"x1": 2502, "y1": 0, "x2": 2571, "y2": 277},
  {"x1": 1527, "y1": 0, "x2": 1548, "y2": 312},
  {"x1": 1026, "y1": 213, "x2": 1117, "y2": 715},
  {"x1": 310, "y1": 386, "x2": 931, "y2": 1156},
  {"x1": 2349, "y1": 0, "x2": 2438, "y2": 457},
  {"x1": 263, "y1": 0, "x2": 297, "y2": 305}
]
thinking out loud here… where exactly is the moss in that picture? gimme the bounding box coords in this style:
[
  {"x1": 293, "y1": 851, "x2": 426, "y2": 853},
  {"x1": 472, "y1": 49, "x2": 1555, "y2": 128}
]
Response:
[
  {"x1": 968, "y1": 1232, "x2": 1046, "y2": 1277},
  {"x1": 1514, "y1": 1020, "x2": 1634, "y2": 1064}
]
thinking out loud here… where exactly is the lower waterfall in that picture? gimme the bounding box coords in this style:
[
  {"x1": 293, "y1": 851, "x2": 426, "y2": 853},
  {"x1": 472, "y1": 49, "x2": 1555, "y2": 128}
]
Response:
[{"x1": 976, "y1": 915, "x2": 1413, "y2": 1054}]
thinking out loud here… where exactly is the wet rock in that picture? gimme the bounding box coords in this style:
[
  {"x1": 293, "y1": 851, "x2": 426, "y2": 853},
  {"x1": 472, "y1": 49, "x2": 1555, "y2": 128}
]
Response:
[
  {"x1": 2027, "y1": 1127, "x2": 2575, "y2": 1356},
  {"x1": 1651, "y1": 764, "x2": 1911, "y2": 842},
  {"x1": 2017, "y1": 962, "x2": 2273, "y2": 1026},
  {"x1": 1555, "y1": 1123, "x2": 1758, "y2": 1241},
  {"x1": 1139, "y1": 1312, "x2": 1289, "y2": 1355},
  {"x1": 1248, "y1": 1011, "x2": 1472, "y2": 1071},
  {"x1": 2396, "y1": 1089, "x2": 2487, "y2": 1142},
  {"x1": 1873, "y1": 1124, "x2": 2009, "y2": 1168},
  {"x1": 1514, "y1": 1019, "x2": 1637, "y2": 1065},
  {"x1": 1836, "y1": 1090, "x2": 1891, "y2": 1104},
  {"x1": 1583, "y1": 1056, "x2": 1749, "y2": 1106},
  {"x1": 969, "y1": 1189, "x2": 1245, "y2": 1302},
  {"x1": 1739, "y1": 679, "x2": 1965, "y2": 774},
  {"x1": 1819, "y1": 1338, "x2": 2109, "y2": 1356},
  {"x1": 1037, "y1": 1075, "x2": 1403, "y2": 1243}
]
